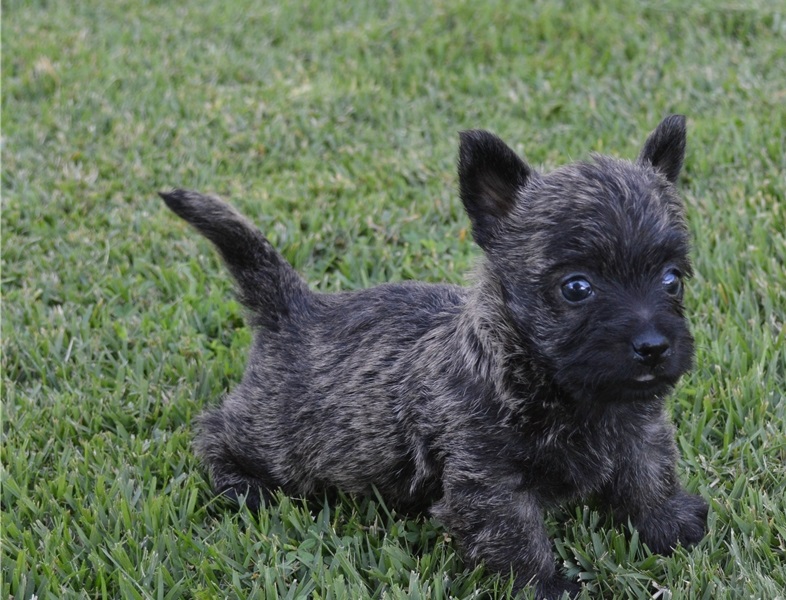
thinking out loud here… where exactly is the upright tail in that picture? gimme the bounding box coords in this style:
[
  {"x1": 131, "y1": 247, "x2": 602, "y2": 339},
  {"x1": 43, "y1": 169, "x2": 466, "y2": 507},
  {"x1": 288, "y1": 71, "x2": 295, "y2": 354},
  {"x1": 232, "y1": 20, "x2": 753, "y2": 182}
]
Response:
[{"x1": 159, "y1": 189, "x2": 310, "y2": 328}]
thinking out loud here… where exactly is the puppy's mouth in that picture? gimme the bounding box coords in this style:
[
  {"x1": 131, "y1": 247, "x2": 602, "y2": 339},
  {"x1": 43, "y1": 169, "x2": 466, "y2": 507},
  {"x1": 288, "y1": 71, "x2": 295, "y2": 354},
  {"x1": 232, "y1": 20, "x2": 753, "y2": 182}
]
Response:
[
  {"x1": 633, "y1": 373, "x2": 656, "y2": 383},
  {"x1": 625, "y1": 370, "x2": 677, "y2": 392}
]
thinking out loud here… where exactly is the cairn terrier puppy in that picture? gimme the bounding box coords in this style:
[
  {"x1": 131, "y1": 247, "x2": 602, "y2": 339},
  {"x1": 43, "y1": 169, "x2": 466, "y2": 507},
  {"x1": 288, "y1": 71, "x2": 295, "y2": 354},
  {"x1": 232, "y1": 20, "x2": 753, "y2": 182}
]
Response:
[{"x1": 161, "y1": 115, "x2": 707, "y2": 599}]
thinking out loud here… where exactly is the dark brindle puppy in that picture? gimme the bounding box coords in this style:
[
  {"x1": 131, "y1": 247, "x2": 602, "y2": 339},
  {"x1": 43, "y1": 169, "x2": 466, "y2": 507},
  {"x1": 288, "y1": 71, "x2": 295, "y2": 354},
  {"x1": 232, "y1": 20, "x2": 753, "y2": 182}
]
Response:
[{"x1": 160, "y1": 115, "x2": 707, "y2": 599}]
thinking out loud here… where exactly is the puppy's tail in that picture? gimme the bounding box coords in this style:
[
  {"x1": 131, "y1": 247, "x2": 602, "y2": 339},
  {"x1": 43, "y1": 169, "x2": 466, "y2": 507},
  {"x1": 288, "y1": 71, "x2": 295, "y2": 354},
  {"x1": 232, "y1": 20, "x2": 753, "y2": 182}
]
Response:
[{"x1": 159, "y1": 189, "x2": 311, "y2": 328}]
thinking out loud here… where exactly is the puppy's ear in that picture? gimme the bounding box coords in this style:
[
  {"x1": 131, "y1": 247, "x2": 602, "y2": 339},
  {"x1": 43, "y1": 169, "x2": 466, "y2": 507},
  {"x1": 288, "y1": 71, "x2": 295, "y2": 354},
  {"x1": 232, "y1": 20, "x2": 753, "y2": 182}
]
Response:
[
  {"x1": 638, "y1": 115, "x2": 687, "y2": 184},
  {"x1": 458, "y1": 130, "x2": 532, "y2": 250}
]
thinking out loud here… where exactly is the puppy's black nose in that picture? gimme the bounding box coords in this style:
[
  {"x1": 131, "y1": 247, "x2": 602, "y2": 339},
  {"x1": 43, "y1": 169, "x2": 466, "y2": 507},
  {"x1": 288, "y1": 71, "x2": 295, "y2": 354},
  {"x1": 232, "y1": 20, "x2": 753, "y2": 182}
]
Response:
[{"x1": 632, "y1": 331, "x2": 670, "y2": 366}]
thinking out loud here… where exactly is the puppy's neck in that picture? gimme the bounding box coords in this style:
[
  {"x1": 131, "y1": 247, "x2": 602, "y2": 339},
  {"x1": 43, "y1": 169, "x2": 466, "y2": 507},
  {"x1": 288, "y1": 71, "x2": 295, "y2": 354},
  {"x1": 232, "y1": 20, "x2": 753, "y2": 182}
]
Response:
[{"x1": 459, "y1": 261, "x2": 550, "y2": 402}]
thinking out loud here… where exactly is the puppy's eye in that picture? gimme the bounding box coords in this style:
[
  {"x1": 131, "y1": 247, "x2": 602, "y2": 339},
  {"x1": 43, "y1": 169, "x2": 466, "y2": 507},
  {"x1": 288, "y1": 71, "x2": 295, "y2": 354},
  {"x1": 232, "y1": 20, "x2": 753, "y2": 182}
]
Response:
[
  {"x1": 662, "y1": 268, "x2": 683, "y2": 297},
  {"x1": 561, "y1": 276, "x2": 593, "y2": 303}
]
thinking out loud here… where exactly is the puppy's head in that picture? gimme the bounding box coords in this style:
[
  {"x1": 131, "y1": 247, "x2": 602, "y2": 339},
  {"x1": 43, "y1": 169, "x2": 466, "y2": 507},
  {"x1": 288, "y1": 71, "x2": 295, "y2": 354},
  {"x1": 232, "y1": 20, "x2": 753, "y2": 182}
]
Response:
[{"x1": 459, "y1": 116, "x2": 694, "y2": 402}]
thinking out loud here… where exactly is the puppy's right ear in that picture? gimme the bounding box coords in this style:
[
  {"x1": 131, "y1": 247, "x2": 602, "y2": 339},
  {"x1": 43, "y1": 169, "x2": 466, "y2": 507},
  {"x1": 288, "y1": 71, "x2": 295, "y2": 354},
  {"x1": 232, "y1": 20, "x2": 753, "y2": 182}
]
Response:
[{"x1": 458, "y1": 130, "x2": 532, "y2": 250}]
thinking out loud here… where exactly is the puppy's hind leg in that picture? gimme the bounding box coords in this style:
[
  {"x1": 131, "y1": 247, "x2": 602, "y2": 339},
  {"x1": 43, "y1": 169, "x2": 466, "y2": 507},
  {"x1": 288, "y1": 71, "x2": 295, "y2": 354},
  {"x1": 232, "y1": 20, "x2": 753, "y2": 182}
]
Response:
[{"x1": 193, "y1": 408, "x2": 277, "y2": 511}]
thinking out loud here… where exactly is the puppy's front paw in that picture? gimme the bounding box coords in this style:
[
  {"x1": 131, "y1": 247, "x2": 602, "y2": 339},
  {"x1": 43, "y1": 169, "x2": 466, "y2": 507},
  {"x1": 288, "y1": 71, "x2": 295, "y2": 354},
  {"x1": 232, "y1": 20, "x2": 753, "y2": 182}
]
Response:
[
  {"x1": 637, "y1": 490, "x2": 708, "y2": 555},
  {"x1": 530, "y1": 575, "x2": 582, "y2": 600}
]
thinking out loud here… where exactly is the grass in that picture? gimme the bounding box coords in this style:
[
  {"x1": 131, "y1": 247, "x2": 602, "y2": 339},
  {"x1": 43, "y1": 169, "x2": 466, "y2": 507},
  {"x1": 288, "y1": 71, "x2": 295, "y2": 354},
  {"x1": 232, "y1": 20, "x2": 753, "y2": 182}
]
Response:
[{"x1": 2, "y1": 0, "x2": 784, "y2": 597}]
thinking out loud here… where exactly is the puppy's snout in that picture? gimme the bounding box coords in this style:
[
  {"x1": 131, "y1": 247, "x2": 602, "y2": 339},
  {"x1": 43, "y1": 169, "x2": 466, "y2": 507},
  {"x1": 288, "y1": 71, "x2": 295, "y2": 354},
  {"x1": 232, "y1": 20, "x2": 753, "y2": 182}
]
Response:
[{"x1": 632, "y1": 330, "x2": 671, "y2": 367}]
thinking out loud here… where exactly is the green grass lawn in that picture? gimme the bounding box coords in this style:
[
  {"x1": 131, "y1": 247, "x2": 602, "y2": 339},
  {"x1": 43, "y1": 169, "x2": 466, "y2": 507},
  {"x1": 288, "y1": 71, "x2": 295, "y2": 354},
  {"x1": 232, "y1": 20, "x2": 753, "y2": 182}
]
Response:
[{"x1": 2, "y1": 0, "x2": 784, "y2": 598}]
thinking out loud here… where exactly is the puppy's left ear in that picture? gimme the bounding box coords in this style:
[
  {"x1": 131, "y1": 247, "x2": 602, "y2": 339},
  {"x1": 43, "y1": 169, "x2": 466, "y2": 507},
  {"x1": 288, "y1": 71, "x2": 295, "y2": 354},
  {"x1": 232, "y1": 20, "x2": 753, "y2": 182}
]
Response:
[
  {"x1": 458, "y1": 130, "x2": 532, "y2": 250},
  {"x1": 638, "y1": 115, "x2": 687, "y2": 184}
]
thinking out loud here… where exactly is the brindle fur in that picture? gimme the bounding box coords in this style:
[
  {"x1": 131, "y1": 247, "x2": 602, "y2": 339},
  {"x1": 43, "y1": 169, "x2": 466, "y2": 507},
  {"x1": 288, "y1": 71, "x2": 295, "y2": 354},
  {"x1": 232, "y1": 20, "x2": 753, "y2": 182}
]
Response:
[{"x1": 160, "y1": 115, "x2": 708, "y2": 599}]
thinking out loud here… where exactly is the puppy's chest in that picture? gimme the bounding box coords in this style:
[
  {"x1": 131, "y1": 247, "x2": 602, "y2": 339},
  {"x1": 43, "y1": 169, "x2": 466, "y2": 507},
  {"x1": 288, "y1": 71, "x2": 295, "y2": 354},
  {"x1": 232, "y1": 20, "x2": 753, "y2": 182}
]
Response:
[{"x1": 514, "y1": 422, "x2": 617, "y2": 501}]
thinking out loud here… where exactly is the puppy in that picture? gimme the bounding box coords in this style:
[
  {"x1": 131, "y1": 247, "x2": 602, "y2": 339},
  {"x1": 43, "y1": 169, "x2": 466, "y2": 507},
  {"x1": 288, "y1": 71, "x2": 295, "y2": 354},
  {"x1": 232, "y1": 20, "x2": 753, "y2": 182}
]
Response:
[{"x1": 161, "y1": 115, "x2": 707, "y2": 598}]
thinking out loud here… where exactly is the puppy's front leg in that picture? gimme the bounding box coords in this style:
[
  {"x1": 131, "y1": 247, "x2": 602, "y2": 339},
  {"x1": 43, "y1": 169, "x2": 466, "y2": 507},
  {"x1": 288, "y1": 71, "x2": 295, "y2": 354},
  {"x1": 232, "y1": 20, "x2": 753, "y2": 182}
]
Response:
[
  {"x1": 603, "y1": 419, "x2": 708, "y2": 555},
  {"x1": 432, "y1": 467, "x2": 580, "y2": 600}
]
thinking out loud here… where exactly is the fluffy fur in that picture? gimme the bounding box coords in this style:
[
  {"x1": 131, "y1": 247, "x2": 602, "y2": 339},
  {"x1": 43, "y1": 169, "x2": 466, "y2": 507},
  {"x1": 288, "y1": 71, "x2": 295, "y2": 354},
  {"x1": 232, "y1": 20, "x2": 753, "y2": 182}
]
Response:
[{"x1": 160, "y1": 115, "x2": 707, "y2": 599}]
